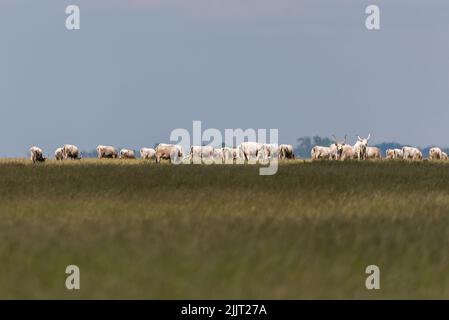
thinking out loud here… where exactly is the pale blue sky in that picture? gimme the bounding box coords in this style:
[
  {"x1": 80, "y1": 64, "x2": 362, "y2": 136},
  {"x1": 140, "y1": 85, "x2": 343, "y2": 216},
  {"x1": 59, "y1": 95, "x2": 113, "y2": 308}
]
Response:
[{"x1": 1, "y1": 0, "x2": 449, "y2": 156}]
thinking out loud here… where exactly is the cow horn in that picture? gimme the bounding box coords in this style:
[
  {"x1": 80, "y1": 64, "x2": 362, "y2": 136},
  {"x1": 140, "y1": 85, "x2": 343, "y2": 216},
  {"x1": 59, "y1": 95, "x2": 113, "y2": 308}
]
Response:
[{"x1": 367, "y1": 133, "x2": 371, "y2": 140}]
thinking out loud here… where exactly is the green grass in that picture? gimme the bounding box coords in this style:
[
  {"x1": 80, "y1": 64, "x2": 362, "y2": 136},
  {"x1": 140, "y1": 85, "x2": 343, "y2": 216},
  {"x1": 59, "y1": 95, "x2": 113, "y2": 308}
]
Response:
[{"x1": 1, "y1": 158, "x2": 449, "y2": 299}]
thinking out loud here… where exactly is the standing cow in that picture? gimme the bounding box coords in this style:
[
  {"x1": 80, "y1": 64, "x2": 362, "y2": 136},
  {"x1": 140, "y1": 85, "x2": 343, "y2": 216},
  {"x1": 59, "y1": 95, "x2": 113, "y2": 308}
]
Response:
[
  {"x1": 97, "y1": 145, "x2": 118, "y2": 159},
  {"x1": 402, "y1": 146, "x2": 422, "y2": 160},
  {"x1": 366, "y1": 147, "x2": 381, "y2": 159},
  {"x1": 386, "y1": 149, "x2": 395, "y2": 159},
  {"x1": 353, "y1": 134, "x2": 370, "y2": 160},
  {"x1": 394, "y1": 149, "x2": 403, "y2": 159},
  {"x1": 120, "y1": 149, "x2": 136, "y2": 159},
  {"x1": 54, "y1": 147, "x2": 64, "y2": 160},
  {"x1": 29, "y1": 146, "x2": 46, "y2": 163},
  {"x1": 262, "y1": 144, "x2": 279, "y2": 161},
  {"x1": 279, "y1": 144, "x2": 295, "y2": 160},
  {"x1": 311, "y1": 146, "x2": 332, "y2": 160},
  {"x1": 62, "y1": 144, "x2": 80, "y2": 160},
  {"x1": 155, "y1": 143, "x2": 183, "y2": 164},
  {"x1": 330, "y1": 135, "x2": 347, "y2": 160},
  {"x1": 429, "y1": 147, "x2": 443, "y2": 160},
  {"x1": 239, "y1": 142, "x2": 264, "y2": 162},
  {"x1": 140, "y1": 148, "x2": 156, "y2": 160},
  {"x1": 190, "y1": 146, "x2": 214, "y2": 163},
  {"x1": 340, "y1": 144, "x2": 357, "y2": 160}
]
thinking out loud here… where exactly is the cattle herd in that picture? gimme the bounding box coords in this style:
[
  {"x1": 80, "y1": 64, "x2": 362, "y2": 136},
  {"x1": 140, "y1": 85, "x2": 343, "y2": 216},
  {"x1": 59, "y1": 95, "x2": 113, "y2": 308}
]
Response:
[
  {"x1": 28, "y1": 135, "x2": 448, "y2": 164},
  {"x1": 28, "y1": 142, "x2": 295, "y2": 164},
  {"x1": 311, "y1": 134, "x2": 448, "y2": 161}
]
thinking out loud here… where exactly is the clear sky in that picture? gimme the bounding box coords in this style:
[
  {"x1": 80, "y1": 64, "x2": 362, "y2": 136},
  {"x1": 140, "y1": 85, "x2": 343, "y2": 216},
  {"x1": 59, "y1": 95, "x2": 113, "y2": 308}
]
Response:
[{"x1": 1, "y1": 0, "x2": 449, "y2": 157}]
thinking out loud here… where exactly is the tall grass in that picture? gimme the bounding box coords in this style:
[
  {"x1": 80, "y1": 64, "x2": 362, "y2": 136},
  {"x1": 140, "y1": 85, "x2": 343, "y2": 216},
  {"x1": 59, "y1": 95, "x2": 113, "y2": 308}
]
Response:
[{"x1": 1, "y1": 159, "x2": 449, "y2": 299}]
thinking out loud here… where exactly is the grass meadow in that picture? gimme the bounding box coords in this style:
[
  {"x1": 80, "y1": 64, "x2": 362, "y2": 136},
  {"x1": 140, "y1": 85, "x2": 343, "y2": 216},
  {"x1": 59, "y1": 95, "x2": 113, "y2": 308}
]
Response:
[{"x1": 1, "y1": 158, "x2": 449, "y2": 299}]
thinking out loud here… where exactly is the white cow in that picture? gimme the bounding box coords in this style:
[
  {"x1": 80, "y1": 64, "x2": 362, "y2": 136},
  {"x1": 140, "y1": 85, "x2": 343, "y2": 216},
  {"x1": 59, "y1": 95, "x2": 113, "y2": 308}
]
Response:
[
  {"x1": 386, "y1": 149, "x2": 395, "y2": 159},
  {"x1": 442, "y1": 152, "x2": 448, "y2": 160},
  {"x1": 366, "y1": 147, "x2": 381, "y2": 159},
  {"x1": 239, "y1": 142, "x2": 264, "y2": 162},
  {"x1": 120, "y1": 149, "x2": 136, "y2": 159},
  {"x1": 330, "y1": 135, "x2": 347, "y2": 160},
  {"x1": 353, "y1": 134, "x2": 370, "y2": 160},
  {"x1": 262, "y1": 144, "x2": 279, "y2": 160},
  {"x1": 29, "y1": 146, "x2": 46, "y2": 163},
  {"x1": 54, "y1": 147, "x2": 63, "y2": 160},
  {"x1": 311, "y1": 146, "x2": 332, "y2": 160},
  {"x1": 190, "y1": 146, "x2": 214, "y2": 163},
  {"x1": 279, "y1": 144, "x2": 295, "y2": 159},
  {"x1": 140, "y1": 148, "x2": 156, "y2": 160},
  {"x1": 62, "y1": 144, "x2": 80, "y2": 160},
  {"x1": 155, "y1": 143, "x2": 184, "y2": 164},
  {"x1": 402, "y1": 146, "x2": 422, "y2": 160},
  {"x1": 393, "y1": 149, "x2": 403, "y2": 159},
  {"x1": 429, "y1": 147, "x2": 443, "y2": 160},
  {"x1": 96, "y1": 145, "x2": 118, "y2": 159},
  {"x1": 340, "y1": 144, "x2": 357, "y2": 160}
]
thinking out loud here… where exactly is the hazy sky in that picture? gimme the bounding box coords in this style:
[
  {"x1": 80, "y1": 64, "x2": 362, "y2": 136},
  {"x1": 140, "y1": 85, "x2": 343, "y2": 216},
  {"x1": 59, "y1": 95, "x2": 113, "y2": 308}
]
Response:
[{"x1": 1, "y1": 0, "x2": 449, "y2": 156}]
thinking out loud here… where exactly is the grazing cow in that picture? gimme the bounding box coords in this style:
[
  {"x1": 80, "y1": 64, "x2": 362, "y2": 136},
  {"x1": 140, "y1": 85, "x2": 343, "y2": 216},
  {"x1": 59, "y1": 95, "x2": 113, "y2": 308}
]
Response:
[
  {"x1": 279, "y1": 144, "x2": 295, "y2": 159},
  {"x1": 54, "y1": 147, "x2": 64, "y2": 160},
  {"x1": 29, "y1": 146, "x2": 46, "y2": 163},
  {"x1": 190, "y1": 146, "x2": 214, "y2": 163},
  {"x1": 262, "y1": 144, "x2": 279, "y2": 160},
  {"x1": 311, "y1": 146, "x2": 332, "y2": 160},
  {"x1": 329, "y1": 144, "x2": 338, "y2": 160},
  {"x1": 393, "y1": 149, "x2": 403, "y2": 159},
  {"x1": 96, "y1": 145, "x2": 118, "y2": 159},
  {"x1": 386, "y1": 149, "x2": 395, "y2": 159},
  {"x1": 239, "y1": 142, "x2": 264, "y2": 162},
  {"x1": 140, "y1": 148, "x2": 156, "y2": 160},
  {"x1": 353, "y1": 134, "x2": 370, "y2": 160},
  {"x1": 442, "y1": 152, "x2": 448, "y2": 160},
  {"x1": 340, "y1": 144, "x2": 357, "y2": 160},
  {"x1": 366, "y1": 147, "x2": 381, "y2": 159},
  {"x1": 429, "y1": 147, "x2": 443, "y2": 160},
  {"x1": 119, "y1": 149, "x2": 136, "y2": 159},
  {"x1": 62, "y1": 144, "x2": 80, "y2": 160},
  {"x1": 155, "y1": 143, "x2": 183, "y2": 164},
  {"x1": 402, "y1": 146, "x2": 422, "y2": 160}
]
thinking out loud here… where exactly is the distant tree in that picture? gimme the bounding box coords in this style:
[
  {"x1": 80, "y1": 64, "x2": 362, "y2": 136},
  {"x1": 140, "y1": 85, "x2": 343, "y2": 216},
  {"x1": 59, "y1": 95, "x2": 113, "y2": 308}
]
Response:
[{"x1": 295, "y1": 136, "x2": 312, "y2": 159}]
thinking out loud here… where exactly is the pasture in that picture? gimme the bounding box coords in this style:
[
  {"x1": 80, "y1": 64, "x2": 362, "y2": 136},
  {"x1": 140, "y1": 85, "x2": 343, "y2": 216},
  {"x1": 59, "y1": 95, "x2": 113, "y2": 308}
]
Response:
[{"x1": 1, "y1": 159, "x2": 449, "y2": 299}]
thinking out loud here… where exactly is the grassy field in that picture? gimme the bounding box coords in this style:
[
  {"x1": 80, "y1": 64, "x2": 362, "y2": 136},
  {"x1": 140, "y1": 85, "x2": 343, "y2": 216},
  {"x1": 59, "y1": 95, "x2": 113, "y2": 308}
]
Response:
[{"x1": 1, "y1": 158, "x2": 449, "y2": 299}]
